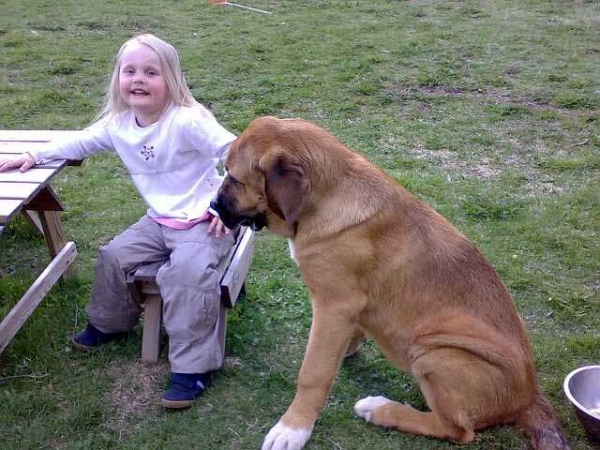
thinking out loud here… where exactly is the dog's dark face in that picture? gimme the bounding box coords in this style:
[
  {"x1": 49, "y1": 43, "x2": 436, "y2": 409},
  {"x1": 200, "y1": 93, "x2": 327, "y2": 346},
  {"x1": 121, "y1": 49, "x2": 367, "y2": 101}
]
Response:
[
  {"x1": 210, "y1": 163, "x2": 269, "y2": 232},
  {"x1": 210, "y1": 144, "x2": 269, "y2": 231},
  {"x1": 210, "y1": 117, "x2": 310, "y2": 237}
]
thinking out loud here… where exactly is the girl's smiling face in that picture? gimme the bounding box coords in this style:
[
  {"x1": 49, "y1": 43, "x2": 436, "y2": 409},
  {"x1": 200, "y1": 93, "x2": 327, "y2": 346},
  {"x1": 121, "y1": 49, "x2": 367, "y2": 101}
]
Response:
[{"x1": 118, "y1": 42, "x2": 169, "y2": 126}]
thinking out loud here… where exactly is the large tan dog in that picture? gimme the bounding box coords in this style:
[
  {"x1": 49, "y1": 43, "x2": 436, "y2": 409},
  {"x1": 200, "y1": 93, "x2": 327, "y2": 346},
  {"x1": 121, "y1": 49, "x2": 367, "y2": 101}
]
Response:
[{"x1": 210, "y1": 117, "x2": 570, "y2": 450}]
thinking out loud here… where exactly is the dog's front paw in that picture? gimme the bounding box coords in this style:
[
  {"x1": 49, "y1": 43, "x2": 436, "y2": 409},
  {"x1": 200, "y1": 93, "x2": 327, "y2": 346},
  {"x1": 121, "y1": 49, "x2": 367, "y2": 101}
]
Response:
[
  {"x1": 261, "y1": 420, "x2": 313, "y2": 450},
  {"x1": 354, "y1": 396, "x2": 392, "y2": 423}
]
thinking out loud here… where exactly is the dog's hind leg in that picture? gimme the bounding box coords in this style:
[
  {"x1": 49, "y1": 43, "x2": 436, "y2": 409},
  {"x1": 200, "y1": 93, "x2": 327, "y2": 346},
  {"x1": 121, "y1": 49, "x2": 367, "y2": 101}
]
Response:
[
  {"x1": 354, "y1": 396, "x2": 475, "y2": 443},
  {"x1": 354, "y1": 343, "x2": 526, "y2": 443}
]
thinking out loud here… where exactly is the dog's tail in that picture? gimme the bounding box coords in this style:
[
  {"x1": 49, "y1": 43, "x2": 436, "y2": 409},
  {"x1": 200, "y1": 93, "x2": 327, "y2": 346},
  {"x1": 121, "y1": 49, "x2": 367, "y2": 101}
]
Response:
[{"x1": 517, "y1": 394, "x2": 571, "y2": 450}]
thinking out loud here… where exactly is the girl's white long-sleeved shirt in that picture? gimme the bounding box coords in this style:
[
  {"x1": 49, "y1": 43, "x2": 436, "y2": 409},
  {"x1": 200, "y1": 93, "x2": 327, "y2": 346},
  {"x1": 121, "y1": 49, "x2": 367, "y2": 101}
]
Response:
[{"x1": 29, "y1": 105, "x2": 236, "y2": 221}]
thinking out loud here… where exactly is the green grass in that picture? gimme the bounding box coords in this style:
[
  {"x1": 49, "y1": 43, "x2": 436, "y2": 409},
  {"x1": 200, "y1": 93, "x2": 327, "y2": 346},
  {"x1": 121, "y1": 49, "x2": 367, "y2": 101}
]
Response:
[{"x1": 1, "y1": 1, "x2": 599, "y2": 449}]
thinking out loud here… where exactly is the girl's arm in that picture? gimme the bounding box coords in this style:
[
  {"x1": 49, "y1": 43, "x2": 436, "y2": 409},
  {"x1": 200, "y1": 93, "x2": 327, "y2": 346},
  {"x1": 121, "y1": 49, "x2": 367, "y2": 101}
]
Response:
[
  {"x1": 184, "y1": 106, "x2": 237, "y2": 159},
  {"x1": 28, "y1": 122, "x2": 114, "y2": 164},
  {"x1": 0, "y1": 122, "x2": 112, "y2": 173}
]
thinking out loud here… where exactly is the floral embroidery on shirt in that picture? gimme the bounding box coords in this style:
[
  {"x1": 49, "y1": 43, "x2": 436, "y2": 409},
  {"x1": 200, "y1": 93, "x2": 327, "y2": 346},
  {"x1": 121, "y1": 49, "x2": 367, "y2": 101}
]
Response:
[{"x1": 141, "y1": 145, "x2": 155, "y2": 160}]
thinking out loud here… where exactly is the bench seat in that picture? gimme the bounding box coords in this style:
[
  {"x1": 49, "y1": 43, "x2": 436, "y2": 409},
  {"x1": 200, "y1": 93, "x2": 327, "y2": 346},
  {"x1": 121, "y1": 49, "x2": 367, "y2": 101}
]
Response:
[{"x1": 127, "y1": 226, "x2": 255, "y2": 363}]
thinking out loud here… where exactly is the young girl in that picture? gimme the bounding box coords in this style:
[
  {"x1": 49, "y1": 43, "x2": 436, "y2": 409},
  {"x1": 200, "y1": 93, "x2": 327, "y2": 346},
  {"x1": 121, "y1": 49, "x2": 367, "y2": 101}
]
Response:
[{"x1": 0, "y1": 34, "x2": 238, "y2": 409}]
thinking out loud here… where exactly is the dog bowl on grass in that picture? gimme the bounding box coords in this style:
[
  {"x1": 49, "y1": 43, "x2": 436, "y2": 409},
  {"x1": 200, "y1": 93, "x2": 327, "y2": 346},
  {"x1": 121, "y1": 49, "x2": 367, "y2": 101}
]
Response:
[{"x1": 564, "y1": 365, "x2": 600, "y2": 441}]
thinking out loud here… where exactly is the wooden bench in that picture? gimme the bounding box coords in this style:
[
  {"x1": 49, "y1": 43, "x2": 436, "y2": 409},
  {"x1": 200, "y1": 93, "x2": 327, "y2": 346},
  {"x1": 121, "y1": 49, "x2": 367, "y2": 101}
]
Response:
[{"x1": 127, "y1": 226, "x2": 255, "y2": 363}]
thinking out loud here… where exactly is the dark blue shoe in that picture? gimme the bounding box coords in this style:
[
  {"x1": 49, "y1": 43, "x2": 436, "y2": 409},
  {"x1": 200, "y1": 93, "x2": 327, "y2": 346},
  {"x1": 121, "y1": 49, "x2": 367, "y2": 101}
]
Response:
[
  {"x1": 72, "y1": 323, "x2": 129, "y2": 350},
  {"x1": 162, "y1": 372, "x2": 212, "y2": 409}
]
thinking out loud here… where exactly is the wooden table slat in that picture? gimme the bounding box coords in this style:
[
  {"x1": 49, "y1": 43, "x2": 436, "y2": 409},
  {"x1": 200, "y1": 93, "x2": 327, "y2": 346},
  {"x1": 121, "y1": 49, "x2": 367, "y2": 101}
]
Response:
[
  {"x1": 39, "y1": 160, "x2": 67, "y2": 168},
  {"x1": 0, "y1": 182, "x2": 39, "y2": 199},
  {"x1": 0, "y1": 199, "x2": 23, "y2": 223},
  {"x1": 0, "y1": 166, "x2": 66, "y2": 183}
]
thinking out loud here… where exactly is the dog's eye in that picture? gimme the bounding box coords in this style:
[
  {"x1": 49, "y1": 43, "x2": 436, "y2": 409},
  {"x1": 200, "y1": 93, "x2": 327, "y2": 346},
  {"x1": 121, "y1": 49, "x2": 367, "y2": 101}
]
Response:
[
  {"x1": 225, "y1": 168, "x2": 244, "y2": 186},
  {"x1": 228, "y1": 175, "x2": 242, "y2": 186}
]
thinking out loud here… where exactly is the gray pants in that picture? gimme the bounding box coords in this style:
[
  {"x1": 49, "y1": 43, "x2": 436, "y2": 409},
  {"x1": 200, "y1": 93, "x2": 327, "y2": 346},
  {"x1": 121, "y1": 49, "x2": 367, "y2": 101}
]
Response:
[{"x1": 86, "y1": 215, "x2": 236, "y2": 374}]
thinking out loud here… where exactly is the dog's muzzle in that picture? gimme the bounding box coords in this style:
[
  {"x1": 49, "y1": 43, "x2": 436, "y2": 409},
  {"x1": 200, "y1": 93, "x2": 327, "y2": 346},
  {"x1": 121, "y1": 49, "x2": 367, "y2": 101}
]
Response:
[{"x1": 210, "y1": 197, "x2": 267, "y2": 231}]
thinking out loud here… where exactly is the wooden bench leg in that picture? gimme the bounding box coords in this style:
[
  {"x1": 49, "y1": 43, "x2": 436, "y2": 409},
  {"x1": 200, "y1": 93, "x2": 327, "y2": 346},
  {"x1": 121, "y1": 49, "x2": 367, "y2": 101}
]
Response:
[
  {"x1": 141, "y1": 293, "x2": 162, "y2": 363},
  {"x1": 217, "y1": 303, "x2": 228, "y2": 362},
  {"x1": 38, "y1": 210, "x2": 76, "y2": 280}
]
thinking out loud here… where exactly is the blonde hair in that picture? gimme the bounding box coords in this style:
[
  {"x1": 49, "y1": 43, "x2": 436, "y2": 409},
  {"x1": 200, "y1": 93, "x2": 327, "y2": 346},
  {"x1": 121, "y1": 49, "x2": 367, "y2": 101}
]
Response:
[{"x1": 94, "y1": 34, "x2": 199, "y2": 124}]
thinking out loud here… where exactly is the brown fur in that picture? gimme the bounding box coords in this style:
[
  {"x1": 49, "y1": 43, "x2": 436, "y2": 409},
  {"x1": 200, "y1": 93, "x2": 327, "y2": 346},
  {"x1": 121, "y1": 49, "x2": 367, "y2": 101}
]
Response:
[{"x1": 211, "y1": 116, "x2": 570, "y2": 449}]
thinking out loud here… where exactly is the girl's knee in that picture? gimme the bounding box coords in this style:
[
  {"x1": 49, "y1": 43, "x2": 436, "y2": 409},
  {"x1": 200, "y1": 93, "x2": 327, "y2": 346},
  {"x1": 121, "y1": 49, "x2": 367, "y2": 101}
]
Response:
[
  {"x1": 158, "y1": 260, "x2": 220, "y2": 289},
  {"x1": 98, "y1": 241, "x2": 126, "y2": 262}
]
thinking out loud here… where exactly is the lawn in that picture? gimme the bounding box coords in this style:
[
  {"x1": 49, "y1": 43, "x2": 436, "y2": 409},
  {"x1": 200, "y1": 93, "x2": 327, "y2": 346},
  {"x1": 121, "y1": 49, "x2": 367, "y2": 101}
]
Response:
[{"x1": 0, "y1": 1, "x2": 599, "y2": 449}]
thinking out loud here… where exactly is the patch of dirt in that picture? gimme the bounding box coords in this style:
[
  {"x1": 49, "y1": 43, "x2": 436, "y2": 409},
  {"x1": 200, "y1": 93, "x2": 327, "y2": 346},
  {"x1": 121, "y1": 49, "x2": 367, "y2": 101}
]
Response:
[
  {"x1": 391, "y1": 83, "x2": 593, "y2": 117},
  {"x1": 414, "y1": 85, "x2": 562, "y2": 112},
  {"x1": 523, "y1": 179, "x2": 569, "y2": 197},
  {"x1": 104, "y1": 356, "x2": 243, "y2": 436},
  {"x1": 105, "y1": 359, "x2": 169, "y2": 436},
  {"x1": 407, "y1": 143, "x2": 570, "y2": 198},
  {"x1": 410, "y1": 145, "x2": 502, "y2": 179},
  {"x1": 223, "y1": 356, "x2": 243, "y2": 370}
]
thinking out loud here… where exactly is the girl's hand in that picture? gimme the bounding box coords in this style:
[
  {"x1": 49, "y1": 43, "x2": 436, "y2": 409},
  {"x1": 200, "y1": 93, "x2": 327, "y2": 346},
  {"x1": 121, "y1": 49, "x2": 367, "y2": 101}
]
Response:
[
  {"x1": 0, "y1": 153, "x2": 36, "y2": 173},
  {"x1": 208, "y1": 214, "x2": 231, "y2": 238}
]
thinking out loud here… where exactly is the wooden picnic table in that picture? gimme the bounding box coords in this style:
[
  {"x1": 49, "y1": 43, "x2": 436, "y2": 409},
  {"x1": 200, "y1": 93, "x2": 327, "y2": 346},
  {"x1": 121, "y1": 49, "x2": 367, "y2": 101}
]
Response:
[{"x1": 0, "y1": 130, "x2": 79, "y2": 354}]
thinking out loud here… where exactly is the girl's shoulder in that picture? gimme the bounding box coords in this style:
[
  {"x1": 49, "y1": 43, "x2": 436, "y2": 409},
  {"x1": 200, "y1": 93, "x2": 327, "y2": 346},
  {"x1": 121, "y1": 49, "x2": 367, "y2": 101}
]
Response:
[
  {"x1": 172, "y1": 103, "x2": 217, "y2": 125},
  {"x1": 89, "y1": 110, "x2": 134, "y2": 132}
]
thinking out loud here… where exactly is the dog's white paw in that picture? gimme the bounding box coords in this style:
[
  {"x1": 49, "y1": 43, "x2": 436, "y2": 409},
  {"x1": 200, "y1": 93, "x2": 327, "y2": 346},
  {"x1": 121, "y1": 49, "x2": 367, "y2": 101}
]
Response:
[
  {"x1": 354, "y1": 396, "x2": 392, "y2": 422},
  {"x1": 261, "y1": 420, "x2": 313, "y2": 450}
]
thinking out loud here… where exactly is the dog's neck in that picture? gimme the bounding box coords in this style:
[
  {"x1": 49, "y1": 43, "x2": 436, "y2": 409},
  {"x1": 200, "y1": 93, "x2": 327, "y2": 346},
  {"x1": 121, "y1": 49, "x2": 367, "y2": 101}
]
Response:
[{"x1": 296, "y1": 160, "x2": 398, "y2": 241}]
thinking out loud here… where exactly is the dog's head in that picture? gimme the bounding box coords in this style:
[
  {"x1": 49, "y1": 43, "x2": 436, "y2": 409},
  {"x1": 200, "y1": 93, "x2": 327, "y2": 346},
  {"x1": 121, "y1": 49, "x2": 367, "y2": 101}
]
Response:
[{"x1": 211, "y1": 116, "x2": 312, "y2": 237}]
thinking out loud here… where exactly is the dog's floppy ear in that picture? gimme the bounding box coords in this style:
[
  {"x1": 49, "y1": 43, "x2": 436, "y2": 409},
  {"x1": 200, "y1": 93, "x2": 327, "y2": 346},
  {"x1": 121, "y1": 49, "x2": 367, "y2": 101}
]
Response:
[{"x1": 259, "y1": 151, "x2": 309, "y2": 234}]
